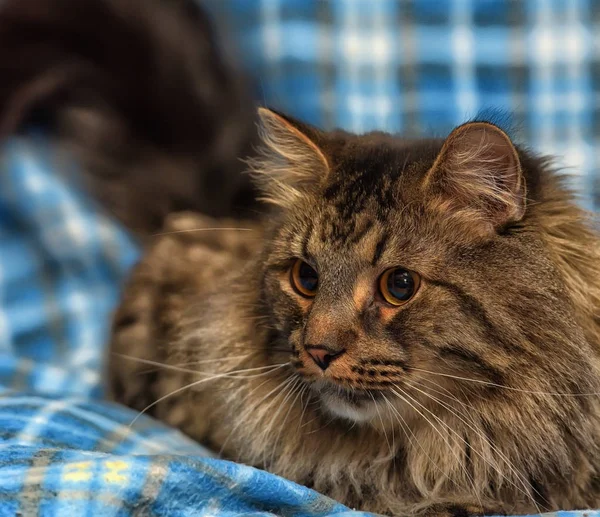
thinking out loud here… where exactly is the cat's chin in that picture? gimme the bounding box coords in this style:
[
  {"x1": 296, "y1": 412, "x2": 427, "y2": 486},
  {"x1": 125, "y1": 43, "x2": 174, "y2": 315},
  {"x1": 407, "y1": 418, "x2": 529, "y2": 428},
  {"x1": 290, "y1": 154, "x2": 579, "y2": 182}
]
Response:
[{"x1": 313, "y1": 382, "x2": 381, "y2": 423}]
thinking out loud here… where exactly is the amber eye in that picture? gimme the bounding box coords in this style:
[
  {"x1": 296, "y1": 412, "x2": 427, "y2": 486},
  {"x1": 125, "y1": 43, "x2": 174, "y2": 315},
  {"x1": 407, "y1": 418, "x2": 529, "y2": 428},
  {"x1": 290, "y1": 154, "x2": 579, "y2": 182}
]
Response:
[
  {"x1": 290, "y1": 259, "x2": 318, "y2": 297},
  {"x1": 379, "y1": 268, "x2": 419, "y2": 306}
]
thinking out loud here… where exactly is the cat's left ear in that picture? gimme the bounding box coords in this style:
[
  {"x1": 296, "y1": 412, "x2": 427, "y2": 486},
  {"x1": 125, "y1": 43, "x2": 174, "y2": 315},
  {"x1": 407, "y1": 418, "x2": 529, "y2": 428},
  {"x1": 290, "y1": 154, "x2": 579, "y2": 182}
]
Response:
[
  {"x1": 423, "y1": 122, "x2": 526, "y2": 234},
  {"x1": 248, "y1": 108, "x2": 330, "y2": 208}
]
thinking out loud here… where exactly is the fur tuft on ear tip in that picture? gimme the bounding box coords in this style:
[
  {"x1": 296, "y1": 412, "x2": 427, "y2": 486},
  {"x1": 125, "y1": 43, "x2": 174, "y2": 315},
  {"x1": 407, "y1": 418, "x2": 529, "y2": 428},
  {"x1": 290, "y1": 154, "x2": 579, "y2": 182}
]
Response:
[
  {"x1": 424, "y1": 121, "x2": 526, "y2": 233},
  {"x1": 246, "y1": 108, "x2": 329, "y2": 208}
]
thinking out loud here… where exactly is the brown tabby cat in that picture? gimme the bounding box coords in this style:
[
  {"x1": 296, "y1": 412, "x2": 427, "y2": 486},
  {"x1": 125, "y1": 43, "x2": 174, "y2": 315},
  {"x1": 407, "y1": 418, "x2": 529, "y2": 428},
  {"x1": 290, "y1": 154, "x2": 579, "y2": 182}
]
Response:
[{"x1": 109, "y1": 108, "x2": 600, "y2": 516}]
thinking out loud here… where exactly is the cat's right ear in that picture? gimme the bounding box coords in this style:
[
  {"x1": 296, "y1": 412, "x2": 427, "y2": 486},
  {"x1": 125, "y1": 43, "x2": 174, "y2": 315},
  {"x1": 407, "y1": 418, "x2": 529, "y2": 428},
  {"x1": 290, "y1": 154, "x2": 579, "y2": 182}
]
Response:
[{"x1": 247, "y1": 108, "x2": 330, "y2": 208}]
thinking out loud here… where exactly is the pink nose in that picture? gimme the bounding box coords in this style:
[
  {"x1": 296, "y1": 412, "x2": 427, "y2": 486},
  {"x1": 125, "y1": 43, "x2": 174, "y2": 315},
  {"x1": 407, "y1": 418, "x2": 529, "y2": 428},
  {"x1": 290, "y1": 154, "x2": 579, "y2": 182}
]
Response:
[{"x1": 305, "y1": 346, "x2": 345, "y2": 371}]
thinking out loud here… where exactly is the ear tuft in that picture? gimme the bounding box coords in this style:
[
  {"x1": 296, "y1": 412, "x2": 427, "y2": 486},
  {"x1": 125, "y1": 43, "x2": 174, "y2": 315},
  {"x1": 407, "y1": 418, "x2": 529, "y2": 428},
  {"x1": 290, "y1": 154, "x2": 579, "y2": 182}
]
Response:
[
  {"x1": 423, "y1": 122, "x2": 526, "y2": 234},
  {"x1": 247, "y1": 108, "x2": 329, "y2": 208}
]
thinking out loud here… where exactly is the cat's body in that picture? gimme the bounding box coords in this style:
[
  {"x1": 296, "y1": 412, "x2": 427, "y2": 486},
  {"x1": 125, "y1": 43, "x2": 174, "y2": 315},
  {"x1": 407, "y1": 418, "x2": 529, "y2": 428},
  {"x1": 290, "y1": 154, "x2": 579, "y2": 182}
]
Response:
[{"x1": 110, "y1": 116, "x2": 600, "y2": 516}]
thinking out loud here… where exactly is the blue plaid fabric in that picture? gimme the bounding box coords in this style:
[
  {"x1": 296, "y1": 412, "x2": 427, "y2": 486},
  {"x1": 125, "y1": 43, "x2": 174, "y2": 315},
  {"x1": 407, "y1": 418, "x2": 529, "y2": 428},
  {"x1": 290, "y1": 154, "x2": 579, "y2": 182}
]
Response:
[
  {"x1": 0, "y1": 1, "x2": 599, "y2": 515},
  {"x1": 0, "y1": 137, "x2": 140, "y2": 399},
  {"x1": 207, "y1": 0, "x2": 600, "y2": 211},
  {"x1": 0, "y1": 393, "x2": 368, "y2": 516}
]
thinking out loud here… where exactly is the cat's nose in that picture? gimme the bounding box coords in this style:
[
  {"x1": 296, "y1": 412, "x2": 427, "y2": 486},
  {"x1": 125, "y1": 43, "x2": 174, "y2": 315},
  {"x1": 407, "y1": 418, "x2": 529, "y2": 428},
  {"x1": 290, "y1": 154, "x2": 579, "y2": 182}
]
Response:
[{"x1": 305, "y1": 345, "x2": 345, "y2": 371}]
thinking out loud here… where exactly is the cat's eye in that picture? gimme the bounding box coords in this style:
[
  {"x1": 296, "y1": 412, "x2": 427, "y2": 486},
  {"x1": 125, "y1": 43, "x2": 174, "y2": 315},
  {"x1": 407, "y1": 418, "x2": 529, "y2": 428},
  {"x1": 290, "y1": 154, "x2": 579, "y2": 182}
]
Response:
[
  {"x1": 379, "y1": 268, "x2": 419, "y2": 306},
  {"x1": 290, "y1": 259, "x2": 318, "y2": 297}
]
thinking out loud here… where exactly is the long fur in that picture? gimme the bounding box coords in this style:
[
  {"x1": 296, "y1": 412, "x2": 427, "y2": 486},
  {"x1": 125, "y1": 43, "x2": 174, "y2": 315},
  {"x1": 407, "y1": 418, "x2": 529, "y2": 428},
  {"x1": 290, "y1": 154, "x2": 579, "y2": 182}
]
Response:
[{"x1": 109, "y1": 118, "x2": 600, "y2": 515}]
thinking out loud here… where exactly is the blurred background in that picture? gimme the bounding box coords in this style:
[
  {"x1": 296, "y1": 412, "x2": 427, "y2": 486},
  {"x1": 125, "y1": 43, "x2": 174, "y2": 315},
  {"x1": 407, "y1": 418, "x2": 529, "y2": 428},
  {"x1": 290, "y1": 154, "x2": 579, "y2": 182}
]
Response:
[
  {"x1": 209, "y1": 0, "x2": 599, "y2": 210},
  {"x1": 0, "y1": 0, "x2": 597, "y2": 399}
]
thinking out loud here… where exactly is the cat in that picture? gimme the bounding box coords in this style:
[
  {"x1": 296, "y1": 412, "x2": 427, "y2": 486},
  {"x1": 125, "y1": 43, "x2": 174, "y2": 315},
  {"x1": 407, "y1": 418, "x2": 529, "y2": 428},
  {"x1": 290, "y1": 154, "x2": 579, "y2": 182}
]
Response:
[
  {"x1": 0, "y1": 0, "x2": 259, "y2": 237},
  {"x1": 109, "y1": 107, "x2": 600, "y2": 516}
]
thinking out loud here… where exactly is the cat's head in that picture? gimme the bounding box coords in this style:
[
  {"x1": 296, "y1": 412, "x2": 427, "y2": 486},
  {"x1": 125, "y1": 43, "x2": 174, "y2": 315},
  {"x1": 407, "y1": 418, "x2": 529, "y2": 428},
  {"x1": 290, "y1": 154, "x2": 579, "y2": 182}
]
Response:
[{"x1": 249, "y1": 108, "x2": 598, "y2": 425}]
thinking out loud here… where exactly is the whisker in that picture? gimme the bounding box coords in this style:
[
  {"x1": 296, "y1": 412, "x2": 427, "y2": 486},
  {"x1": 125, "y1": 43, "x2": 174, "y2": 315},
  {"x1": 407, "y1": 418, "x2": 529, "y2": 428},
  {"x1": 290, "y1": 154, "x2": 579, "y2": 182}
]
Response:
[
  {"x1": 222, "y1": 346, "x2": 292, "y2": 354},
  {"x1": 269, "y1": 377, "x2": 304, "y2": 469},
  {"x1": 381, "y1": 393, "x2": 454, "y2": 486},
  {"x1": 172, "y1": 355, "x2": 253, "y2": 367},
  {"x1": 297, "y1": 384, "x2": 311, "y2": 431},
  {"x1": 411, "y1": 378, "x2": 545, "y2": 512},
  {"x1": 152, "y1": 227, "x2": 256, "y2": 236},
  {"x1": 128, "y1": 363, "x2": 289, "y2": 427},
  {"x1": 259, "y1": 377, "x2": 298, "y2": 467},
  {"x1": 380, "y1": 395, "x2": 401, "y2": 460},
  {"x1": 305, "y1": 412, "x2": 336, "y2": 435},
  {"x1": 219, "y1": 373, "x2": 294, "y2": 457},
  {"x1": 408, "y1": 366, "x2": 600, "y2": 396},
  {"x1": 114, "y1": 352, "x2": 254, "y2": 376},
  {"x1": 380, "y1": 395, "x2": 395, "y2": 456},
  {"x1": 395, "y1": 385, "x2": 541, "y2": 511},
  {"x1": 390, "y1": 386, "x2": 482, "y2": 505},
  {"x1": 370, "y1": 391, "x2": 393, "y2": 462},
  {"x1": 133, "y1": 355, "x2": 254, "y2": 375}
]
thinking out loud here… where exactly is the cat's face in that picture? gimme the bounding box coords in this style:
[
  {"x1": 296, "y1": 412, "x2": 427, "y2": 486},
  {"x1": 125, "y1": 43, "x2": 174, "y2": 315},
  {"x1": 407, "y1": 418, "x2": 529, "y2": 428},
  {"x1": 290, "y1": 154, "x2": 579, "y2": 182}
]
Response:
[{"x1": 252, "y1": 109, "x2": 593, "y2": 425}]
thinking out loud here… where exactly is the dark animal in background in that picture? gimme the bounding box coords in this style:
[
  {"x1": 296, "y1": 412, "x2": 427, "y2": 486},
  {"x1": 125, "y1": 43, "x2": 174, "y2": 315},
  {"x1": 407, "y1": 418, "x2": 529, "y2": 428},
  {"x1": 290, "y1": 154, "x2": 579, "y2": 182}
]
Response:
[{"x1": 0, "y1": 0, "x2": 259, "y2": 236}]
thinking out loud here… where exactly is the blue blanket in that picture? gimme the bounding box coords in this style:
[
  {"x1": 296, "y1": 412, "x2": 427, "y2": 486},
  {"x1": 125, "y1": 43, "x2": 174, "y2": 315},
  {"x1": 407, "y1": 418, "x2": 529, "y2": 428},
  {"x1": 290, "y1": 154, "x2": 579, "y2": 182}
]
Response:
[
  {"x1": 0, "y1": 392, "x2": 365, "y2": 516},
  {"x1": 0, "y1": 138, "x2": 597, "y2": 517}
]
